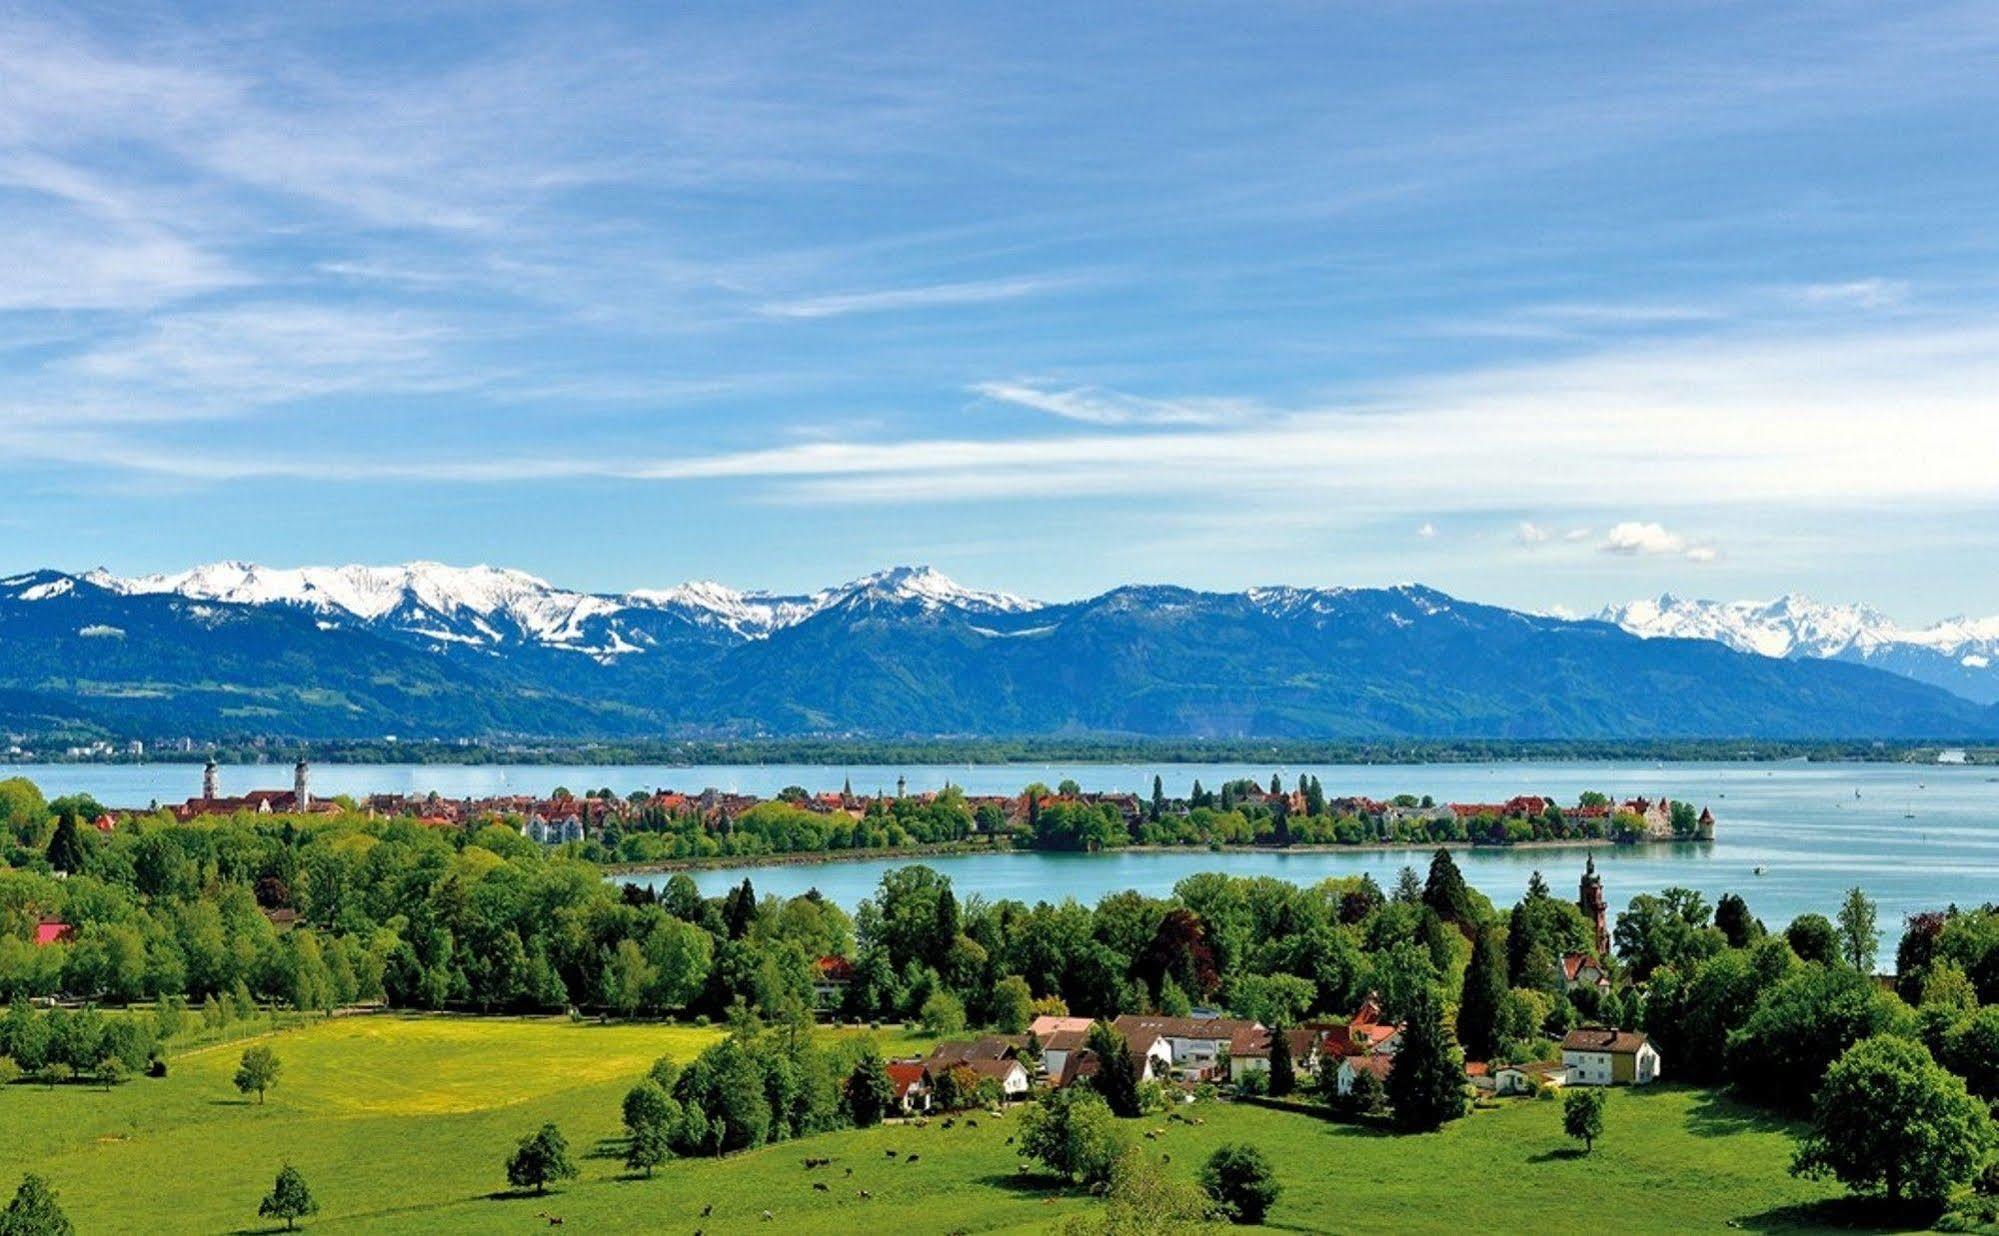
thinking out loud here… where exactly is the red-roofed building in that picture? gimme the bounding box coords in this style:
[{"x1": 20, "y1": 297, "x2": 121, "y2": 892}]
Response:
[
  {"x1": 1335, "y1": 1052, "x2": 1394, "y2": 1096},
  {"x1": 885, "y1": 1061, "x2": 930, "y2": 1114},
  {"x1": 33, "y1": 920, "x2": 73, "y2": 947},
  {"x1": 91, "y1": 813, "x2": 117, "y2": 833},
  {"x1": 812, "y1": 955, "x2": 855, "y2": 1005}
]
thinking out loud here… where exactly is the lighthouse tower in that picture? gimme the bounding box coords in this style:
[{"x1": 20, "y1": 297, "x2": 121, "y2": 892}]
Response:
[
  {"x1": 1579, "y1": 853, "x2": 1610, "y2": 957},
  {"x1": 202, "y1": 759, "x2": 219, "y2": 801}
]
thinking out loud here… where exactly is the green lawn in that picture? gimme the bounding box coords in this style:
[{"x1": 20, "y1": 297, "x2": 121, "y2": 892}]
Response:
[{"x1": 0, "y1": 1015, "x2": 1870, "y2": 1234}]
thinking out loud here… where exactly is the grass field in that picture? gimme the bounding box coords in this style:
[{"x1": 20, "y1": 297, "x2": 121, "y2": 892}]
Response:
[{"x1": 0, "y1": 1013, "x2": 1868, "y2": 1234}]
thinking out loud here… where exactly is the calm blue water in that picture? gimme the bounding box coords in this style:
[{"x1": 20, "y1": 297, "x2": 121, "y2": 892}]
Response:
[{"x1": 15, "y1": 759, "x2": 1995, "y2": 930}]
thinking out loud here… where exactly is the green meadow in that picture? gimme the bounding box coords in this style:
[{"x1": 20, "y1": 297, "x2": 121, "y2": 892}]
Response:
[{"x1": 0, "y1": 1014, "x2": 1856, "y2": 1234}]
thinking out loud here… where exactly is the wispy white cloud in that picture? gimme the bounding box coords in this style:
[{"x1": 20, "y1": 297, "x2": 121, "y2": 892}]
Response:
[
  {"x1": 1416, "y1": 522, "x2": 1436, "y2": 539},
  {"x1": 1792, "y1": 278, "x2": 1910, "y2": 311},
  {"x1": 758, "y1": 275, "x2": 1083, "y2": 320},
  {"x1": 1515, "y1": 521, "x2": 1551, "y2": 546},
  {"x1": 972, "y1": 380, "x2": 1264, "y2": 427}
]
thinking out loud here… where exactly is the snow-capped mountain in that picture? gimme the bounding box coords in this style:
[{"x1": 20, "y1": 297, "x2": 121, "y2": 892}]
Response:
[
  {"x1": 92, "y1": 560, "x2": 638, "y2": 656},
  {"x1": 82, "y1": 561, "x2": 1044, "y2": 659},
  {"x1": 1600, "y1": 594, "x2": 1999, "y2": 705}
]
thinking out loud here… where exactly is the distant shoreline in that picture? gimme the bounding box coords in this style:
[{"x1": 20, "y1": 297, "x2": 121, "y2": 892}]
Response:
[
  {"x1": 602, "y1": 833, "x2": 1708, "y2": 878},
  {"x1": 7, "y1": 737, "x2": 1992, "y2": 768}
]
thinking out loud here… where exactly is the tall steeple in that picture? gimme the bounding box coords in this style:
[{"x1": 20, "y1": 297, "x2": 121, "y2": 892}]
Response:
[
  {"x1": 202, "y1": 758, "x2": 219, "y2": 801},
  {"x1": 1578, "y1": 853, "x2": 1610, "y2": 957},
  {"x1": 293, "y1": 759, "x2": 310, "y2": 812}
]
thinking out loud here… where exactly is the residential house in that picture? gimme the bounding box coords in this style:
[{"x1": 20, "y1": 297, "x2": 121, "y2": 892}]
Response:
[
  {"x1": 955, "y1": 1057, "x2": 1031, "y2": 1101},
  {"x1": 1494, "y1": 1061, "x2": 1568, "y2": 1095},
  {"x1": 1319, "y1": 996, "x2": 1402, "y2": 1058},
  {"x1": 1560, "y1": 1027, "x2": 1661, "y2": 1086},
  {"x1": 1335, "y1": 1053, "x2": 1394, "y2": 1096},
  {"x1": 1226, "y1": 1025, "x2": 1324, "y2": 1083},
  {"x1": 32, "y1": 920, "x2": 73, "y2": 947},
  {"x1": 885, "y1": 1061, "x2": 930, "y2": 1114},
  {"x1": 1557, "y1": 952, "x2": 1613, "y2": 994},
  {"x1": 1038, "y1": 1027, "x2": 1090, "y2": 1081},
  {"x1": 1111, "y1": 1014, "x2": 1255, "y2": 1079},
  {"x1": 811, "y1": 955, "x2": 854, "y2": 1005},
  {"x1": 924, "y1": 1036, "x2": 1021, "y2": 1069}
]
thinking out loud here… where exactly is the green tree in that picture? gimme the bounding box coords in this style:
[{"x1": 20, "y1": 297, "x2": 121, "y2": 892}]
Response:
[
  {"x1": 1944, "y1": 1005, "x2": 1999, "y2": 1099},
  {"x1": 919, "y1": 990, "x2": 966, "y2": 1036},
  {"x1": 1785, "y1": 914, "x2": 1838, "y2": 967},
  {"x1": 1456, "y1": 927, "x2": 1507, "y2": 1060},
  {"x1": 622, "y1": 1079, "x2": 675, "y2": 1140},
  {"x1": 1562, "y1": 1087, "x2": 1606, "y2": 1154},
  {"x1": 257, "y1": 1164, "x2": 318, "y2": 1231},
  {"x1": 1836, "y1": 888, "x2": 1878, "y2": 974},
  {"x1": 1727, "y1": 963, "x2": 1897, "y2": 1110},
  {"x1": 0, "y1": 1173, "x2": 72, "y2": 1236},
  {"x1": 43, "y1": 810, "x2": 85, "y2": 875},
  {"x1": 1385, "y1": 987, "x2": 1467, "y2": 1131},
  {"x1": 625, "y1": 1122, "x2": 669, "y2": 1178},
  {"x1": 1422, "y1": 849, "x2": 1471, "y2": 922},
  {"x1": 1714, "y1": 893, "x2": 1763, "y2": 949},
  {"x1": 1267, "y1": 1026, "x2": 1296, "y2": 1098},
  {"x1": 234, "y1": 1045, "x2": 281, "y2": 1105},
  {"x1": 1792, "y1": 1036, "x2": 1994, "y2": 1203},
  {"x1": 844, "y1": 1050, "x2": 896, "y2": 1127},
  {"x1": 991, "y1": 975, "x2": 1034, "y2": 1034},
  {"x1": 1199, "y1": 1143, "x2": 1281, "y2": 1225},
  {"x1": 506, "y1": 1123, "x2": 579, "y2": 1195},
  {"x1": 1087, "y1": 1021, "x2": 1143, "y2": 1118},
  {"x1": 1019, "y1": 1088, "x2": 1126, "y2": 1185},
  {"x1": 1062, "y1": 1148, "x2": 1214, "y2": 1236}
]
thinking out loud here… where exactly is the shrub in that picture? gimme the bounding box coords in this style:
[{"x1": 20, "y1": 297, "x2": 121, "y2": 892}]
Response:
[{"x1": 1200, "y1": 1143, "x2": 1281, "y2": 1224}]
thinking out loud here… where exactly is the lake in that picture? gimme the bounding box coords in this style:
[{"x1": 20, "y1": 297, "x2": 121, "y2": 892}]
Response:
[{"x1": 17, "y1": 758, "x2": 1993, "y2": 931}]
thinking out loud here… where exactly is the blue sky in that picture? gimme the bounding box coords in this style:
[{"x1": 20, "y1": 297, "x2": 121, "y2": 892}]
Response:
[{"x1": 4, "y1": 1, "x2": 1997, "y2": 619}]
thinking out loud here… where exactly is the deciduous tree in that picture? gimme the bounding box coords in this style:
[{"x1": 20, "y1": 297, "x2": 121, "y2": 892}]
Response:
[
  {"x1": 257, "y1": 1164, "x2": 318, "y2": 1231},
  {"x1": 1562, "y1": 1087, "x2": 1605, "y2": 1154},
  {"x1": 506, "y1": 1123, "x2": 579, "y2": 1196},
  {"x1": 235, "y1": 1045, "x2": 281, "y2": 1105},
  {"x1": 1792, "y1": 1035, "x2": 1993, "y2": 1203}
]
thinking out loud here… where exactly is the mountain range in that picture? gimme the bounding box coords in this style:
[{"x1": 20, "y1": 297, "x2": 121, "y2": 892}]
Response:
[
  {"x1": 0, "y1": 562, "x2": 1992, "y2": 741},
  {"x1": 1599, "y1": 594, "x2": 1999, "y2": 706}
]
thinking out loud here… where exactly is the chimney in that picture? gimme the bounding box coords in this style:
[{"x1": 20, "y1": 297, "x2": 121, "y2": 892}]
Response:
[
  {"x1": 202, "y1": 759, "x2": 219, "y2": 800},
  {"x1": 294, "y1": 759, "x2": 310, "y2": 811}
]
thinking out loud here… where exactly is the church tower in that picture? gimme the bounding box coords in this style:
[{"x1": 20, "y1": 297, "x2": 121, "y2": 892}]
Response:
[
  {"x1": 202, "y1": 759, "x2": 219, "y2": 801},
  {"x1": 294, "y1": 760, "x2": 311, "y2": 811},
  {"x1": 1579, "y1": 853, "x2": 1610, "y2": 957}
]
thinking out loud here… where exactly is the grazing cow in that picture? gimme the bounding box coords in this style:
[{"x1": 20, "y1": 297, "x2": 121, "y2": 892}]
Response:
[
  {"x1": 941, "y1": 1118, "x2": 954, "y2": 1129},
  {"x1": 966, "y1": 1118, "x2": 977, "y2": 1128},
  {"x1": 857, "y1": 1190, "x2": 873, "y2": 1200},
  {"x1": 812, "y1": 1182, "x2": 829, "y2": 1192},
  {"x1": 761, "y1": 1210, "x2": 774, "y2": 1222},
  {"x1": 905, "y1": 1153, "x2": 920, "y2": 1163},
  {"x1": 701, "y1": 1205, "x2": 713, "y2": 1217},
  {"x1": 884, "y1": 1149, "x2": 898, "y2": 1158}
]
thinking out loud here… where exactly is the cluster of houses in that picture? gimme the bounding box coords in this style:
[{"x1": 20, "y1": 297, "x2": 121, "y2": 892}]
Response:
[
  {"x1": 878, "y1": 993, "x2": 1660, "y2": 1116},
  {"x1": 858, "y1": 857, "x2": 1660, "y2": 1118}
]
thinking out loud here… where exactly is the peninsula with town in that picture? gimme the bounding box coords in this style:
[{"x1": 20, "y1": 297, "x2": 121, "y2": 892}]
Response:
[{"x1": 139, "y1": 761, "x2": 1716, "y2": 869}]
